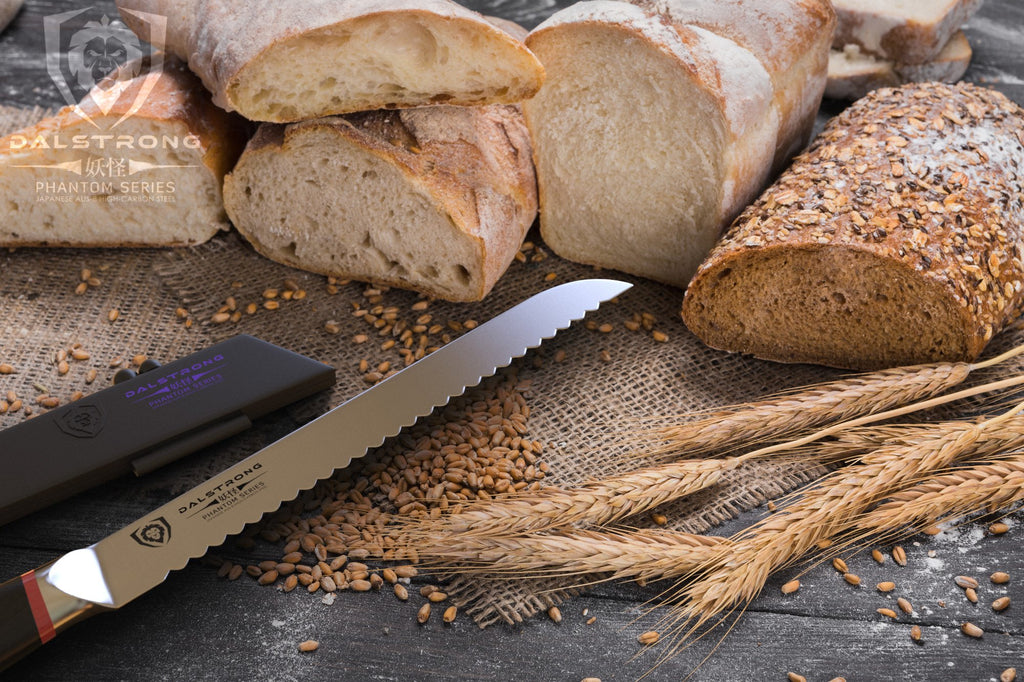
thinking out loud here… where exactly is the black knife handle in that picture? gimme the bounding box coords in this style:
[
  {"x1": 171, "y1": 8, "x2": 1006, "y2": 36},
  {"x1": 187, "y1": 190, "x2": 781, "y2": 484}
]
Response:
[{"x1": 0, "y1": 565, "x2": 97, "y2": 672}]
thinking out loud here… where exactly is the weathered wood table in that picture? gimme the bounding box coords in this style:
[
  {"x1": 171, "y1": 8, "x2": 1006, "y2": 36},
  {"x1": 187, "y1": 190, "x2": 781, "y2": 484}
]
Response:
[{"x1": 1, "y1": 1, "x2": 1023, "y2": 680}]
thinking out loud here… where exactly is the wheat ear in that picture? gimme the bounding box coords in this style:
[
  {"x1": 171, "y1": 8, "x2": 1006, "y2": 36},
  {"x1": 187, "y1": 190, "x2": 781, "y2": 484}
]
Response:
[
  {"x1": 416, "y1": 528, "x2": 728, "y2": 584},
  {"x1": 654, "y1": 361, "x2": 973, "y2": 458},
  {"x1": 678, "y1": 404, "x2": 1024, "y2": 629},
  {"x1": 414, "y1": 458, "x2": 734, "y2": 537}
]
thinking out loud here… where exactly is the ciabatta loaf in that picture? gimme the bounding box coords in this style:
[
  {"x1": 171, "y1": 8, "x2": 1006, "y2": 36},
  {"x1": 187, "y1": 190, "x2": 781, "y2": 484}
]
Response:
[
  {"x1": 826, "y1": 31, "x2": 972, "y2": 100},
  {"x1": 522, "y1": 0, "x2": 833, "y2": 288},
  {"x1": 682, "y1": 82, "x2": 1024, "y2": 371},
  {"x1": 116, "y1": 0, "x2": 545, "y2": 123},
  {"x1": 831, "y1": 0, "x2": 982, "y2": 65},
  {"x1": 223, "y1": 105, "x2": 537, "y2": 302},
  {"x1": 0, "y1": 58, "x2": 246, "y2": 247}
]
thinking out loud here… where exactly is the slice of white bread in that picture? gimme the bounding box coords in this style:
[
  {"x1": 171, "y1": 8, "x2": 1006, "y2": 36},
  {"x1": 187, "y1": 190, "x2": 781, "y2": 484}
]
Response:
[
  {"x1": 832, "y1": 0, "x2": 983, "y2": 65},
  {"x1": 223, "y1": 105, "x2": 537, "y2": 302},
  {"x1": 826, "y1": 30, "x2": 972, "y2": 100},
  {"x1": 522, "y1": 0, "x2": 834, "y2": 288},
  {"x1": 116, "y1": 0, "x2": 545, "y2": 123},
  {"x1": 0, "y1": 57, "x2": 246, "y2": 247},
  {"x1": 0, "y1": 0, "x2": 23, "y2": 33},
  {"x1": 682, "y1": 82, "x2": 1024, "y2": 370}
]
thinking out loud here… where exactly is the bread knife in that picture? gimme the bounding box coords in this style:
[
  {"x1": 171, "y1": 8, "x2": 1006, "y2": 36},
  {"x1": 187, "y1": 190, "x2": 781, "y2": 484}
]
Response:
[{"x1": 0, "y1": 278, "x2": 631, "y2": 671}]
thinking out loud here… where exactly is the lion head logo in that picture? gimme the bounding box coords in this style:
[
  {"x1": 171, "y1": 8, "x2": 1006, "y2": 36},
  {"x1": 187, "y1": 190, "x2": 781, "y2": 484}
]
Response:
[
  {"x1": 67, "y1": 16, "x2": 143, "y2": 92},
  {"x1": 130, "y1": 517, "x2": 172, "y2": 548}
]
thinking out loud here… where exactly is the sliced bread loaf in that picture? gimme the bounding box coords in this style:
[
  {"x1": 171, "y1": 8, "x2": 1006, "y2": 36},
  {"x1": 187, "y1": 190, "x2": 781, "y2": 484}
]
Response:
[
  {"x1": 223, "y1": 105, "x2": 537, "y2": 302},
  {"x1": 522, "y1": 0, "x2": 833, "y2": 288},
  {"x1": 682, "y1": 82, "x2": 1024, "y2": 370},
  {"x1": 831, "y1": 0, "x2": 983, "y2": 65},
  {"x1": 0, "y1": 57, "x2": 246, "y2": 247},
  {"x1": 826, "y1": 30, "x2": 972, "y2": 100},
  {"x1": 116, "y1": 0, "x2": 545, "y2": 122}
]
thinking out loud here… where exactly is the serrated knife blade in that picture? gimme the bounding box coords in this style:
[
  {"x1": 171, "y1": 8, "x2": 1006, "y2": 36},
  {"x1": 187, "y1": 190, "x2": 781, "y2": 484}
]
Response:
[{"x1": 0, "y1": 278, "x2": 631, "y2": 670}]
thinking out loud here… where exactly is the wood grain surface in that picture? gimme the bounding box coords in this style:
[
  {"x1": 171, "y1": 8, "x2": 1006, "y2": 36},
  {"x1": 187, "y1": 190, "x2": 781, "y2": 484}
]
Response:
[{"x1": 1, "y1": 1, "x2": 1023, "y2": 681}]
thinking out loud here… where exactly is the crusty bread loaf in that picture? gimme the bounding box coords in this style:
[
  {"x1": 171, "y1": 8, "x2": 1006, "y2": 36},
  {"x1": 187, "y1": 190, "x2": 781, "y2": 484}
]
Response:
[
  {"x1": 522, "y1": 0, "x2": 833, "y2": 288},
  {"x1": 116, "y1": 0, "x2": 545, "y2": 123},
  {"x1": 831, "y1": 0, "x2": 982, "y2": 65},
  {"x1": 0, "y1": 57, "x2": 246, "y2": 247},
  {"x1": 0, "y1": 0, "x2": 23, "y2": 33},
  {"x1": 223, "y1": 105, "x2": 537, "y2": 302},
  {"x1": 682, "y1": 82, "x2": 1024, "y2": 370},
  {"x1": 826, "y1": 30, "x2": 972, "y2": 101}
]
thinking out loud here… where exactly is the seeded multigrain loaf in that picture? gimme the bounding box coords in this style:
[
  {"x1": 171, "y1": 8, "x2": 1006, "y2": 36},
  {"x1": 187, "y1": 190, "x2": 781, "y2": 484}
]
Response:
[
  {"x1": 831, "y1": 0, "x2": 982, "y2": 65},
  {"x1": 522, "y1": 0, "x2": 834, "y2": 288},
  {"x1": 223, "y1": 105, "x2": 537, "y2": 302},
  {"x1": 116, "y1": 0, "x2": 545, "y2": 122},
  {"x1": 0, "y1": 57, "x2": 246, "y2": 247},
  {"x1": 682, "y1": 82, "x2": 1024, "y2": 371}
]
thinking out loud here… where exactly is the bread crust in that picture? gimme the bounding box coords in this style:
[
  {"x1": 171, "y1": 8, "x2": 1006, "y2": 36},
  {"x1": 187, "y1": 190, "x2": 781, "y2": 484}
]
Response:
[
  {"x1": 683, "y1": 82, "x2": 1024, "y2": 369},
  {"x1": 0, "y1": 56, "x2": 247, "y2": 247},
  {"x1": 117, "y1": 0, "x2": 544, "y2": 121},
  {"x1": 224, "y1": 105, "x2": 537, "y2": 301}
]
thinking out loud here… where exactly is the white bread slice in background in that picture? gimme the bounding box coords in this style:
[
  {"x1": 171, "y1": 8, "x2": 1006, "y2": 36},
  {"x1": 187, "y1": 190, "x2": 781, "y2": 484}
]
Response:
[
  {"x1": 223, "y1": 105, "x2": 537, "y2": 302},
  {"x1": 0, "y1": 0, "x2": 23, "y2": 33},
  {"x1": 522, "y1": 0, "x2": 834, "y2": 288},
  {"x1": 826, "y1": 30, "x2": 972, "y2": 100},
  {"x1": 0, "y1": 58, "x2": 246, "y2": 247},
  {"x1": 831, "y1": 0, "x2": 982, "y2": 65},
  {"x1": 116, "y1": 0, "x2": 545, "y2": 123}
]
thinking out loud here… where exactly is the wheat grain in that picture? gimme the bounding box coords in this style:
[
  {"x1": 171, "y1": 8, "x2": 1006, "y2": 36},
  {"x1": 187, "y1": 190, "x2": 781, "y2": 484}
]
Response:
[{"x1": 678, "y1": 405, "x2": 1024, "y2": 628}]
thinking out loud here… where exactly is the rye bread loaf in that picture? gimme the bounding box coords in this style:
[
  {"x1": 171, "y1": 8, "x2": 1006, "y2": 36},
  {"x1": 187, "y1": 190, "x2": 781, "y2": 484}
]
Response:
[
  {"x1": 223, "y1": 105, "x2": 537, "y2": 302},
  {"x1": 0, "y1": 57, "x2": 246, "y2": 247},
  {"x1": 831, "y1": 0, "x2": 983, "y2": 65},
  {"x1": 116, "y1": 0, "x2": 545, "y2": 123},
  {"x1": 682, "y1": 82, "x2": 1024, "y2": 371},
  {"x1": 522, "y1": 0, "x2": 834, "y2": 288},
  {"x1": 826, "y1": 30, "x2": 972, "y2": 101}
]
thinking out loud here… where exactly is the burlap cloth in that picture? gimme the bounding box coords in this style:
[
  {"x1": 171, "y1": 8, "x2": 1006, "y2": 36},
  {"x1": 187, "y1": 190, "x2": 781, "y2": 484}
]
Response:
[{"x1": 3, "y1": 104, "x2": 1021, "y2": 627}]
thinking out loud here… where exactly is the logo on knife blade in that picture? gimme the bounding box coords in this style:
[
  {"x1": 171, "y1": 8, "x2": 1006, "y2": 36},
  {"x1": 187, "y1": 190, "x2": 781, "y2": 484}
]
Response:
[{"x1": 130, "y1": 516, "x2": 172, "y2": 548}]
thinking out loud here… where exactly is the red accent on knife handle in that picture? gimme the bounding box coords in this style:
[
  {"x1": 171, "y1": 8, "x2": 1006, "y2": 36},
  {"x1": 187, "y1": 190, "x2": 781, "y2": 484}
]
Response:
[{"x1": 0, "y1": 570, "x2": 50, "y2": 671}]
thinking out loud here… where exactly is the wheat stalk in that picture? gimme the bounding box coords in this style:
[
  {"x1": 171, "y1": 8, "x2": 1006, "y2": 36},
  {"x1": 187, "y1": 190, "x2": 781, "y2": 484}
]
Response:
[
  {"x1": 654, "y1": 361, "x2": 972, "y2": 458},
  {"x1": 416, "y1": 527, "x2": 728, "y2": 584},
  {"x1": 413, "y1": 458, "x2": 734, "y2": 537},
  {"x1": 677, "y1": 404, "x2": 1024, "y2": 629}
]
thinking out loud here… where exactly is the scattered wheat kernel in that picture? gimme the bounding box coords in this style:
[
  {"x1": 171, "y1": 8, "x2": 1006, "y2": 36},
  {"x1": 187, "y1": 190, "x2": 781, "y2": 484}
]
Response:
[
  {"x1": 443, "y1": 606, "x2": 457, "y2": 623},
  {"x1": 637, "y1": 631, "x2": 660, "y2": 645},
  {"x1": 910, "y1": 625, "x2": 922, "y2": 642},
  {"x1": 211, "y1": 312, "x2": 230, "y2": 324},
  {"x1": 599, "y1": 350, "x2": 611, "y2": 363},
  {"x1": 651, "y1": 331, "x2": 668, "y2": 343},
  {"x1": 816, "y1": 539, "x2": 833, "y2": 550},
  {"x1": 650, "y1": 512, "x2": 668, "y2": 526},
  {"x1": 544, "y1": 272, "x2": 557, "y2": 282},
  {"x1": 417, "y1": 603, "x2": 431, "y2": 624},
  {"x1": 107, "y1": 309, "x2": 120, "y2": 322},
  {"x1": 892, "y1": 546, "x2": 907, "y2": 566},
  {"x1": 990, "y1": 522, "x2": 1010, "y2": 535},
  {"x1": 965, "y1": 587, "x2": 979, "y2": 603},
  {"x1": 419, "y1": 585, "x2": 437, "y2": 597},
  {"x1": 581, "y1": 678, "x2": 601, "y2": 682},
  {"x1": 87, "y1": 276, "x2": 101, "y2": 287},
  {"x1": 298, "y1": 640, "x2": 319, "y2": 653},
  {"x1": 828, "y1": 678, "x2": 847, "y2": 682},
  {"x1": 877, "y1": 581, "x2": 896, "y2": 592},
  {"x1": 955, "y1": 575, "x2": 979, "y2": 590},
  {"x1": 71, "y1": 349, "x2": 90, "y2": 361},
  {"x1": 586, "y1": 616, "x2": 597, "y2": 625},
  {"x1": 992, "y1": 596, "x2": 1011, "y2": 612},
  {"x1": 547, "y1": 606, "x2": 562, "y2": 623},
  {"x1": 1001, "y1": 669, "x2": 1017, "y2": 682},
  {"x1": 923, "y1": 525, "x2": 941, "y2": 535},
  {"x1": 781, "y1": 580, "x2": 801, "y2": 595},
  {"x1": 350, "y1": 579, "x2": 371, "y2": 592},
  {"x1": 961, "y1": 622, "x2": 984, "y2": 638},
  {"x1": 598, "y1": 323, "x2": 613, "y2": 333},
  {"x1": 871, "y1": 549, "x2": 885, "y2": 564},
  {"x1": 0, "y1": 363, "x2": 14, "y2": 374},
  {"x1": 263, "y1": 300, "x2": 280, "y2": 311},
  {"x1": 788, "y1": 673, "x2": 807, "y2": 682},
  {"x1": 877, "y1": 608, "x2": 898, "y2": 619},
  {"x1": 428, "y1": 591, "x2": 448, "y2": 603},
  {"x1": 228, "y1": 565, "x2": 243, "y2": 581},
  {"x1": 324, "y1": 321, "x2": 341, "y2": 335},
  {"x1": 897, "y1": 597, "x2": 913, "y2": 614},
  {"x1": 991, "y1": 572, "x2": 1010, "y2": 584},
  {"x1": 394, "y1": 584, "x2": 409, "y2": 601},
  {"x1": 843, "y1": 573, "x2": 861, "y2": 586},
  {"x1": 554, "y1": 350, "x2": 566, "y2": 363},
  {"x1": 832, "y1": 557, "x2": 849, "y2": 573},
  {"x1": 353, "y1": 334, "x2": 368, "y2": 344},
  {"x1": 57, "y1": 361, "x2": 69, "y2": 376},
  {"x1": 74, "y1": 282, "x2": 88, "y2": 295}
]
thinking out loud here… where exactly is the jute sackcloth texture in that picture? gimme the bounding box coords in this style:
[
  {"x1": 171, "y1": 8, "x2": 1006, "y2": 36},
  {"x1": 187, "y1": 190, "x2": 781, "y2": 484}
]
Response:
[{"x1": 5, "y1": 103, "x2": 1021, "y2": 627}]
